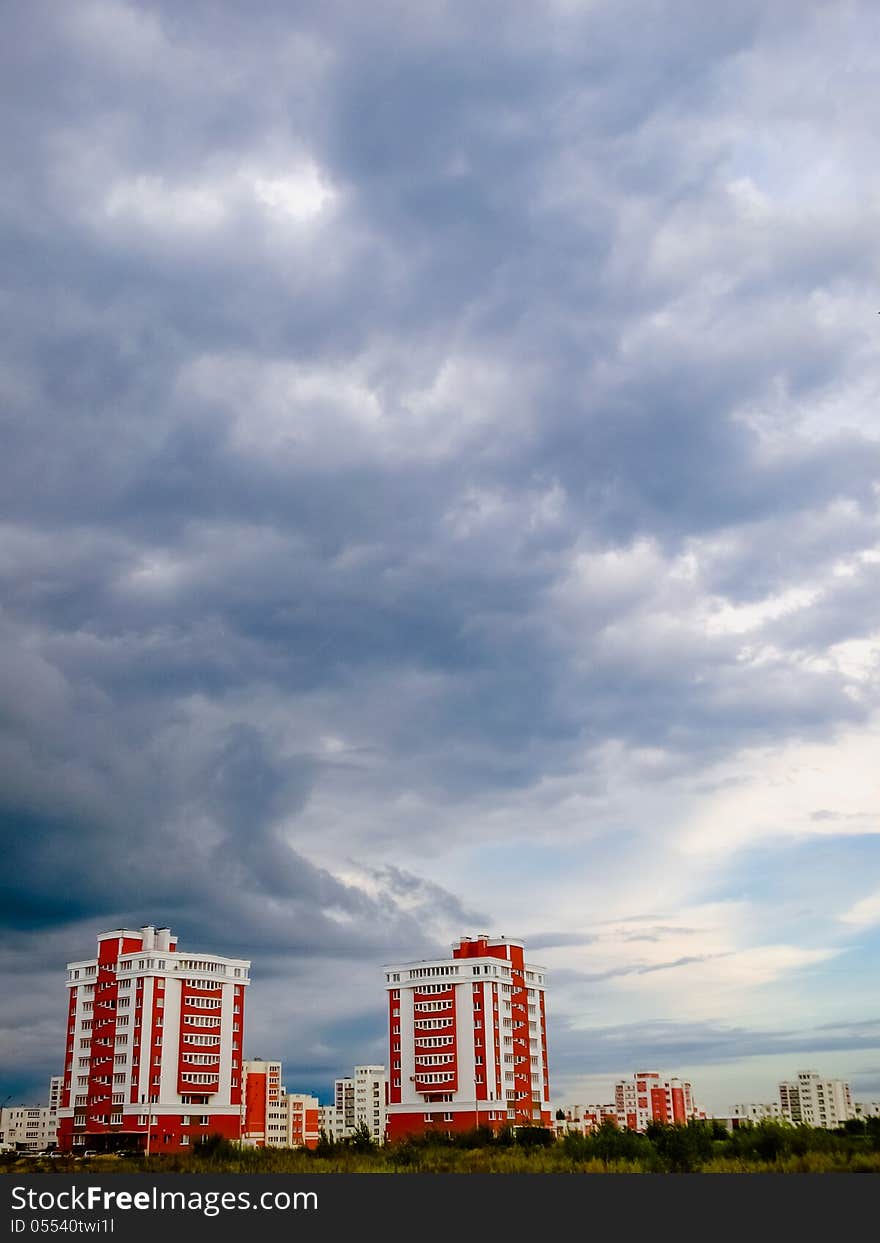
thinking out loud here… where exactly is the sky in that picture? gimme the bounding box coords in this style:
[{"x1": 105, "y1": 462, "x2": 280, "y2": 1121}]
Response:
[{"x1": 1, "y1": 0, "x2": 879, "y2": 1118}]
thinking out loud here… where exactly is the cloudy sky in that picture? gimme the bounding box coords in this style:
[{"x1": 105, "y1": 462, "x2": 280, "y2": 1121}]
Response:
[{"x1": 2, "y1": 0, "x2": 879, "y2": 1116}]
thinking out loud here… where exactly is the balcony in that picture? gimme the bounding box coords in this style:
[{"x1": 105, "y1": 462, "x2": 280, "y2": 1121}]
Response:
[{"x1": 413, "y1": 1071, "x2": 456, "y2": 1087}]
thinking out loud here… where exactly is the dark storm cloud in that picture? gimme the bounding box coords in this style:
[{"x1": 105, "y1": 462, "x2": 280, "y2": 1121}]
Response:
[
  {"x1": 2, "y1": 0, "x2": 880, "y2": 1097},
  {"x1": 551, "y1": 1017, "x2": 880, "y2": 1081}
]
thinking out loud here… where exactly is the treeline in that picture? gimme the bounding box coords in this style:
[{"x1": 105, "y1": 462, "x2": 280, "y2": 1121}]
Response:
[
  {"x1": 9, "y1": 1117, "x2": 879, "y2": 1174},
  {"x1": 555, "y1": 1116, "x2": 880, "y2": 1172}
]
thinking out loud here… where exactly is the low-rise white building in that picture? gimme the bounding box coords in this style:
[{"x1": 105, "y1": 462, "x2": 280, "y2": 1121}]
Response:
[
  {"x1": 0, "y1": 1105, "x2": 52, "y2": 1151},
  {"x1": 854, "y1": 1100, "x2": 880, "y2": 1119},
  {"x1": 554, "y1": 1104, "x2": 619, "y2": 1135},
  {"x1": 729, "y1": 1102, "x2": 783, "y2": 1123}
]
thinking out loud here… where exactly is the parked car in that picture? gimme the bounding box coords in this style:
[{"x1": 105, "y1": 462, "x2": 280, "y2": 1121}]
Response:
[
  {"x1": 48, "y1": 1152, "x2": 68, "y2": 1159},
  {"x1": 82, "y1": 1150, "x2": 99, "y2": 1158}
]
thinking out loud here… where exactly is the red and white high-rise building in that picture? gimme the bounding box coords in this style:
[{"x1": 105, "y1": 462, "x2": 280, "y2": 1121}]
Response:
[
  {"x1": 385, "y1": 935, "x2": 551, "y2": 1140},
  {"x1": 614, "y1": 1072, "x2": 703, "y2": 1130},
  {"x1": 57, "y1": 925, "x2": 250, "y2": 1153}
]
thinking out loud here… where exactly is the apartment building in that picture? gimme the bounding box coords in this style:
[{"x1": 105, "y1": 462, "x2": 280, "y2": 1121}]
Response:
[
  {"x1": 57, "y1": 925, "x2": 250, "y2": 1153},
  {"x1": 0, "y1": 1106, "x2": 52, "y2": 1152},
  {"x1": 729, "y1": 1102, "x2": 783, "y2": 1124},
  {"x1": 316, "y1": 1066, "x2": 386, "y2": 1142},
  {"x1": 614, "y1": 1072, "x2": 703, "y2": 1130},
  {"x1": 241, "y1": 1059, "x2": 285, "y2": 1147},
  {"x1": 286, "y1": 1092, "x2": 320, "y2": 1149},
  {"x1": 336, "y1": 1066, "x2": 386, "y2": 1142},
  {"x1": 554, "y1": 1103, "x2": 619, "y2": 1136},
  {"x1": 385, "y1": 934, "x2": 551, "y2": 1139},
  {"x1": 0, "y1": 1076, "x2": 63, "y2": 1152},
  {"x1": 778, "y1": 1071, "x2": 855, "y2": 1128},
  {"x1": 241, "y1": 1061, "x2": 320, "y2": 1149}
]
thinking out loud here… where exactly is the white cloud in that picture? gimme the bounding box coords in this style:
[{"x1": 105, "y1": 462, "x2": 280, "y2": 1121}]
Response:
[
  {"x1": 677, "y1": 723, "x2": 880, "y2": 858},
  {"x1": 250, "y1": 165, "x2": 335, "y2": 223},
  {"x1": 840, "y1": 889, "x2": 880, "y2": 930}
]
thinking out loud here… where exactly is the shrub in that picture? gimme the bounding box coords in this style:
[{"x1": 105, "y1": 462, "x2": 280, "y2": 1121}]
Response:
[
  {"x1": 515, "y1": 1126, "x2": 555, "y2": 1149},
  {"x1": 192, "y1": 1134, "x2": 237, "y2": 1161}
]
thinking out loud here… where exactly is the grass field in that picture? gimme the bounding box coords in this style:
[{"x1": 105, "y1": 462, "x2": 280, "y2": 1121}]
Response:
[{"x1": 4, "y1": 1119, "x2": 880, "y2": 1174}]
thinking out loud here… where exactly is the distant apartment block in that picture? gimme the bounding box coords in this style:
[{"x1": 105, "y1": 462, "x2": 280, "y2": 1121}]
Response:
[
  {"x1": 321, "y1": 1065, "x2": 387, "y2": 1143},
  {"x1": 0, "y1": 1107, "x2": 50, "y2": 1152},
  {"x1": 385, "y1": 935, "x2": 551, "y2": 1139},
  {"x1": 729, "y1": 1102, "x2": 783, "y2": 1124},
  {"x1": 286, "y1": 1092, "x2": 320, "y2": 1149},
  {"x1": 556, "y1": 1076, "x2": 704, "y2": 1135},
  {"x1": 554, "y1": 1103, "x2": 619, "y2": 1136},
  {"x1": 317, "y1": 1066, "x2": 386, "y2": 1142},
  {"x1": 0, "y1": 1077, "x2": 63, "y2": 1153},
  {"x1": 2, "y1": 1112, "x2": 42, "y2": 1152},
  {"x1": 57, "y1": 925, "x2": 250, "y2": 1153},
  {"x1": 241, "y1": 1060, "x2": 319, "y2": 1149},
  {"x1": 855, "y1": 1100, "x2": 880, "y2": 1119},
  {"x1": 614, "y1": 1072, "x2": 704, "y2": 1130},
  {"x1": 778, "y1": 1071, "x2": 855, "y2": 1128},
  {"x1": 318, "y1": 1102, "x2": 343, "y2": 1141},
  {"x1": 48, "y1": 1076, "x2": 62, "y2": 1123},
  {"x1": 242, "y1": 1059, "x2": 285, "y2": 1147}
]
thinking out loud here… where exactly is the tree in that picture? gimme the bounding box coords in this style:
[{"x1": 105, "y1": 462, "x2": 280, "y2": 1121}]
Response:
[
  {"x1": 348, "y1": 1122, "x2": 377, "y2": 1152},
  {"x1": 314, "y1": 1129, "x2": 338, "y2": 1157},
  {"x1": 647, "y1": 1122, "x2": 712, "y2": 1173}
]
